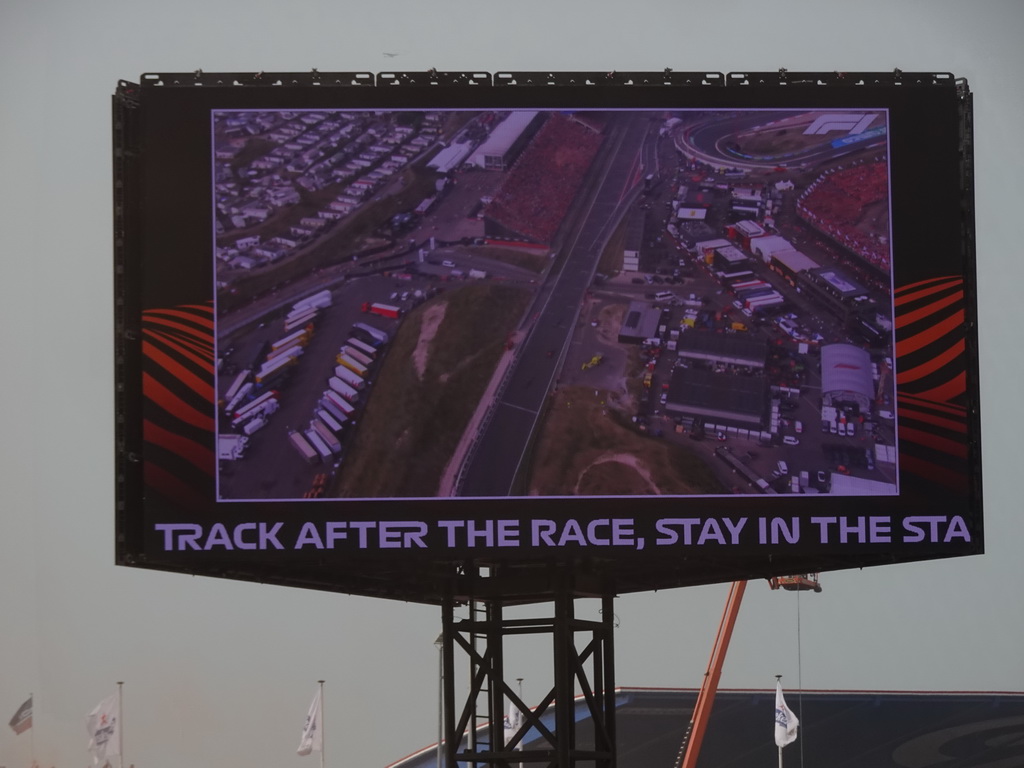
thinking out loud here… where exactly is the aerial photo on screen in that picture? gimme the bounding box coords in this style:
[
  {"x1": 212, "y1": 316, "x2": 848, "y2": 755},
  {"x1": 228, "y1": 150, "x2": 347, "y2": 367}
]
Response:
[{"x1": 212, "y1": 108, "x2": 898, "y2": 501}]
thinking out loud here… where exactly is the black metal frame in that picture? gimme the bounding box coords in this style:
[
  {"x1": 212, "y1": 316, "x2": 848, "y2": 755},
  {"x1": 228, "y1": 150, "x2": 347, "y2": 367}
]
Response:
[{"x1": 441, "y1": 585, "x2": 616, "y2": 768}]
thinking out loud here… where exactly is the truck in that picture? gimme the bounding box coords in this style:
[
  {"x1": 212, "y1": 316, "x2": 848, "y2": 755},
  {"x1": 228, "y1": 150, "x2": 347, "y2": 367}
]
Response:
[
  {"x1": 217, "y1": 433, "x2": 249, "y2": 461},
  {"x1": 340, "y1": 345, "x2": 373, "y2": 367},
  {"x1": 336, "y1": 353, "x2": 368, "y2": 378},
  {"x1": 310, "y1": 418, "x2": 342, "y2": 453},
  {"x1": 231, "y1": 396, "x2": 279, "y2": 429},
  {"x1": 316, "y1": 408, "x2": 347, "y2": 434},
  {"x1": 735, "y1": 283, "x2": 773, "y2": 300},
  {"x1": 232, "y1": 391, "x2": 279, "y2": 423},
  {"x1": 333, "y1": 365, "x2": 365, "y2": 390},
  {"x1": 322, "y1": 389, "x2": 355, "y2": 416},
  {"x1": 271, "y1": 328, "x2": 312, "y2": 351},
  {"x1": 304, "y1": 428, "x2": 334, "y2": 461},
  {"x1": 352, "y1": 322, "x2": 389, "y2": 346},
  {"x1": 264, "y1": 343, "x2": 305, "y2": 363},
  {"x1": 242, "y1": 414, "x2": 268, "y2": 435},
  {"x1": 290, "y1": 289, "x2": 332, "y2": 315},
  {"x1": 345, "y1": 337, "x2": 377, "y2": 358},
  {"x1": 319, "y1": 396, "x2": 352, "y2": 424},
  {"x1": 285, "y1": 304, "x2": 319, "y2": 324},
  {"x1": 222, "y1": 371, "x2": 251, "y2": 406},
  {"x1": 283, "y1": 308, "x2": 318, "y2": 332},
  {"x1": 468, "y1": 269, "x2": 487, "y2": 279},
  {"x1": 746, "y1": 293, "x2": 784, "y2": 311},
  {"x1": 288, "y1": 430, "x2": 319, "y2": 465},
  {"x1": 255, "y1": 354, "x2": 297, "y2": 384},
  {"x1": 224, "y1": 382, "x2": 254, "y2": 416},
  {"x1": 328, "y1": 376, "x2": 360, "y2": 403},
  {"x1": 361, "y1": 302, "x2": 401, "y2": 319}
]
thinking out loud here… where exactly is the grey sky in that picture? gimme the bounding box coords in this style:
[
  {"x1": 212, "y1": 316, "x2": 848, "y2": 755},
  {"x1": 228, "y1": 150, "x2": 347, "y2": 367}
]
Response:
[{"x1": 2, "y1": 1, "x2": 1022, "y2": 766}]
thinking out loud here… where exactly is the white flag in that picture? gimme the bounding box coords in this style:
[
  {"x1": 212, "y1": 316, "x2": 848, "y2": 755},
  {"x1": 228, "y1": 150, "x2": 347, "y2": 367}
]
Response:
[
  {"x1": 297, "y1": 688, "x2": 323, "y2": 756},
  {"x1": 774, "y1": 681, "x2": 799, "y2": 747},
  {"x1": 86, "y1": 692, "x2": 121, "y2": 765},
  {"x1": 504, "y1": 699, "x2": 524, "y2": 735}
]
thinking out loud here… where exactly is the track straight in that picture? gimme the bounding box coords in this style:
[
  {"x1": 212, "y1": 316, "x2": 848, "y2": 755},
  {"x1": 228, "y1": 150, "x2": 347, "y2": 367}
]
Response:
[{"x1": 460, "y1": 113, "x2": 655, "y2": 497}]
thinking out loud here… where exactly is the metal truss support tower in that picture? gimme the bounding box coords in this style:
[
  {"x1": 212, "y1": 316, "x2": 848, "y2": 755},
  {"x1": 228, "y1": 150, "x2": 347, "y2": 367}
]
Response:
[{"x1": 440, "y1": 589, "x2": 616, "y2": 768}]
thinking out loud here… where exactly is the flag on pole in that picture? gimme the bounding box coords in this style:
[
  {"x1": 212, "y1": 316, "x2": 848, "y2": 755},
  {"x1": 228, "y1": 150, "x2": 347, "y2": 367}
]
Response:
[
  {"x1": 297, "y1": 687, "x2": 323, "y2": 756},
  {"x1": 86, "y1": 692, "x2": 121, "y2": 765},
  {"x1": 774, "y1": 681, "x2": 799, "y2": 747},
  {"x1": 504, "y1": 699, "x2": 524, "y2": 736},
  {"x1": 8, "y1": 696, "x2": 32, "y2": 735}
]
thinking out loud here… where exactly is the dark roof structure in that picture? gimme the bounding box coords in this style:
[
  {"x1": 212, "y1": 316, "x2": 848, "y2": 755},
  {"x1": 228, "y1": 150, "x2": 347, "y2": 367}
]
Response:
[
  {"x1": 619, "y1": 301, "x2": 661, "y2": 343},
  {"x1": 665, "y1": 367, "x2": 767, "y2": 426},
  {"x1": 676, "y1": 331, "x2": 768, "y2": 368},
  {"x1": 387, "y1": 687, "x2": 1024, "y2": 768}
]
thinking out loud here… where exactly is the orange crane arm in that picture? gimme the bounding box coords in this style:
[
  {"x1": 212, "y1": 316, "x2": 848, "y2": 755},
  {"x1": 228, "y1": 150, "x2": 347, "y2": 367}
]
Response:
[{"x1": 676, "y1": 580, "x2": 747, "y2": 768}]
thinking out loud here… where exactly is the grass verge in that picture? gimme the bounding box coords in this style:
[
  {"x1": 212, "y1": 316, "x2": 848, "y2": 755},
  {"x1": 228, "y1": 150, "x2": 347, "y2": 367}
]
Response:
[
  {"x1": 526, "y1": 385, "x2": 726, "y2": 496},
  {"x1": 334, "y1": 282, "x2": 531, "y2": 497}
]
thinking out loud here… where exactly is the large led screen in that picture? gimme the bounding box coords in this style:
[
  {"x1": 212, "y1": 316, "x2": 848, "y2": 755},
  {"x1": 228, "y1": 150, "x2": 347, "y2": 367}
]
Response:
[{"x1": 114, "y1": 72, "x2": 982, "y2": 602}]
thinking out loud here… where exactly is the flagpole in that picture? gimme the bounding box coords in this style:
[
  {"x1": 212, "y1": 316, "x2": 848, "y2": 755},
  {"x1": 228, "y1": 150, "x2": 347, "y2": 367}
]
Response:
[
  {"x1": 775, "y1": 675, "x2": 783, "y2": 768},
  {"x1": 435, "y1": 633, "x2": 444, "y2": 768},
  {"x1": 318, "y1": 680, "x2": 325, "y2": 768},
  {"x1": 516, "y1": 678, "x2": 524, "y2": 768},
  {"x1": 117, "y1": 681, "x2": 124, "y2": 768},
  {"x1": 30, "y1": 692, "x2": 36, "y2": 767}
]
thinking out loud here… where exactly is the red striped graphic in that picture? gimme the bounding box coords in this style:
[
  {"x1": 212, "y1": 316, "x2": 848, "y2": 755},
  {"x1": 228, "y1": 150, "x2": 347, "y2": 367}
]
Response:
[
  {"x1": 895, "y1": 402, "x2": 968, "y2": 435},
  {"x1": 897, "y1": 426, "x2": 967, "y2": 460},
  {"x1": 140, "y1": 303, "x2": 217, "y2": 504},
  {"x1": 142, "y1": 340, "x2": 214, "y2": 402},
  {"x1": 896, "y1": 339, "x2": 964, "y2": 385},
  {"x1": 144, "y1": 419, "x2": 215, "y2": 474},
  {"x1": 892, "y1": 276, "x2": 973, "y2": 488},
  {"x1": 897, "y1": 454, "x2": 969, "y2": 491},
  {"x1": 895, "y1": 309, "x2": 964, "y2": 357},
  {"x1": 142, "y1": 372, "x2": 215, "y2": 432},
  {"x1": 893, "y1": 276, "x2": 961, "y2": 307},
  {"x1": 144, "y1": 328, "x2": 216, "y2": 374},
  {"x1": 898, "y1": 392, "x2": 970, "y2": 417}
]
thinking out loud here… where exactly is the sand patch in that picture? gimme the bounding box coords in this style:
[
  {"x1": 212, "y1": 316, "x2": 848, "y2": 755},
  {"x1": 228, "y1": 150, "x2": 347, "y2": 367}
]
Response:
[
  {"x1": 413, "y1": 302, "x2": 447, "y2": 379},
  {"x1": 574, "y1": 451, "x2": 662, "y2": 495}
]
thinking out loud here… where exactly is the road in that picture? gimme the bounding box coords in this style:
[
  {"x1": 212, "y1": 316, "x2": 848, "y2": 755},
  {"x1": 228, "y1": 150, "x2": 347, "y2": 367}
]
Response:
[{"x1": 459, "y1": 113, "x2": 657, "y2": 497}]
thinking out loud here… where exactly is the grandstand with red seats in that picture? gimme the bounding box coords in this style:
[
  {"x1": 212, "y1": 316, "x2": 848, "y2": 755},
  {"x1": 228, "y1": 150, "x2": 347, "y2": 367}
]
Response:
[
  {"x1": 796, "y1": 160, "x2": 891, "y2": 273},
  {"x1": 483, "y1": 113, "x2": 605, "y2": 247}
]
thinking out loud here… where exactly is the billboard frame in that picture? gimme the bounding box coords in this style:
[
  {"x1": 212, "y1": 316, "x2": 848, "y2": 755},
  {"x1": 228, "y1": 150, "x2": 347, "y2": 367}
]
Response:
[{"x1": 113, "y1": 71, "x2": 981, "y2": 605}]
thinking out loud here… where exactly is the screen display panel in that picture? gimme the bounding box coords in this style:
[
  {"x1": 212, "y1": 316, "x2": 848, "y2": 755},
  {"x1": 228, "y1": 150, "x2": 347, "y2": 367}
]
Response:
[{"x1": 114, "y1": 72, "x2": 981, "y2": 602}]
